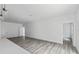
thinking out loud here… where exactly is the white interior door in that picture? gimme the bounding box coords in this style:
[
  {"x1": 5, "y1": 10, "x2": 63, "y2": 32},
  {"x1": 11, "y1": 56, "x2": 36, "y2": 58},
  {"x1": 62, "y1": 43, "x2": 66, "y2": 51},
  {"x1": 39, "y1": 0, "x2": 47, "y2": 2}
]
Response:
[{"x1": 20, "y1": 26, "x2": 25, "y2": 37}]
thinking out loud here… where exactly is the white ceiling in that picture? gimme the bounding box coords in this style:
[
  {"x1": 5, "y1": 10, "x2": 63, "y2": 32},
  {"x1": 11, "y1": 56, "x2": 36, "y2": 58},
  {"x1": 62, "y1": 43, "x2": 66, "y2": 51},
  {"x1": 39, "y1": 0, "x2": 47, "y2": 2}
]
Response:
[{"x1": 1, "y1": 4, "x2": 79, "y2": 23}]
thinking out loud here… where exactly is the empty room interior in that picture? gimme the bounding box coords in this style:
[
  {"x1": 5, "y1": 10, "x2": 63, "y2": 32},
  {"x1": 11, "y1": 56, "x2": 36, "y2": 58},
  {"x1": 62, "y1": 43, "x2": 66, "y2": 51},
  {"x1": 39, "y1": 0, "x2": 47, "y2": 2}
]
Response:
[{"x1": 0, "y1": 4, "x2": 79, "y2": 54}]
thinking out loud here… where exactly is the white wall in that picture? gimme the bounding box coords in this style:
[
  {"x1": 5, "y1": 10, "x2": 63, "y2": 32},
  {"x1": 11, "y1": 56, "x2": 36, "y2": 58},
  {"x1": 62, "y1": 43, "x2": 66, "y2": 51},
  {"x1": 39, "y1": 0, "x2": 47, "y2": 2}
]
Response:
[
  {"x1": 0, "y1": 20, "x2": 1, "y2": 39},
  {"x1": 25, "y1": 14, "x2": 75, "y2": 44},
  {"x1": 74, "y1": 9, "x2": 79, "y2": 51},
  {"x1": 1, "y1": 22, "x2": 23, "y2": 38}
]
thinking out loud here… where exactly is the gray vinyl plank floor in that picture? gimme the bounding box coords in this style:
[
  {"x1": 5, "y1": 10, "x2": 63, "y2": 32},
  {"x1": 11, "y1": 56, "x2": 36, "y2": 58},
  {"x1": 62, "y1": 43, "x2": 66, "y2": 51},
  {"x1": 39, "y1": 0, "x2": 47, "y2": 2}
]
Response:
[{"x1": 8, "y1": 37, "x2": 78, "y2": 54}]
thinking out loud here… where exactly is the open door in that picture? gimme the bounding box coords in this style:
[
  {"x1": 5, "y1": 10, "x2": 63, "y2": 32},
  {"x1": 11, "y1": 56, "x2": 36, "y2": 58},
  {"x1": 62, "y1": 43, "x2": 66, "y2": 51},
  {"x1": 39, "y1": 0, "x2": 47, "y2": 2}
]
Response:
[
  {"x1": 19, "y1": 25, "x2": 25, "y2": 40},
  {"x1": 63, "y1": 23, "x2": 74, "y2": 43}
]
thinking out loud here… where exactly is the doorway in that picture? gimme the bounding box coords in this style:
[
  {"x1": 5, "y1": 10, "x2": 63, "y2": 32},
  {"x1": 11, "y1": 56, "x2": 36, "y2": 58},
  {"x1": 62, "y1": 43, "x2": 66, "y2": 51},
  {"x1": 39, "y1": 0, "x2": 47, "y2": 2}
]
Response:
[{"x1": 63, "y1": 23, "x2": 74, "y2": 44}]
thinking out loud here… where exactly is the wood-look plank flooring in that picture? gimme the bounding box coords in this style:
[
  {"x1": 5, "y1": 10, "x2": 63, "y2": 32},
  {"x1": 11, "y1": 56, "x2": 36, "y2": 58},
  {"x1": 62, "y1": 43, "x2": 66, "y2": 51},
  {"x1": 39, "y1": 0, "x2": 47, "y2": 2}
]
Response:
[{"x1": 8, "y1": 37, "x2": 78, "y2": 54}]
